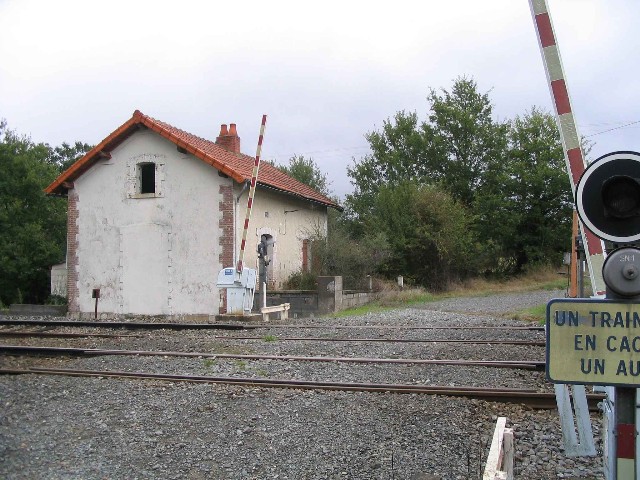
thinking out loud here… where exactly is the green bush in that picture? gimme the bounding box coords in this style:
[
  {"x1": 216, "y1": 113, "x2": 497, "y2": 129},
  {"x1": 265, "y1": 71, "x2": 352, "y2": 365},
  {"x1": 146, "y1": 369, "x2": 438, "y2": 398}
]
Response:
[
  {"x1": 45, "y1": 294, "x2": 67, "y2": 305},
  {"x1": 283, "y1": 270, "x2": 317, "y2": 290}
]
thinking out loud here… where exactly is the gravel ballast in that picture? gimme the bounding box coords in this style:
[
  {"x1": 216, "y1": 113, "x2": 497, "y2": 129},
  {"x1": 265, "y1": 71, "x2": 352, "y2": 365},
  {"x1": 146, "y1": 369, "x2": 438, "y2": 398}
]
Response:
[{"x1": 0, "y1": 290, "x2": 604, "y2": 479}]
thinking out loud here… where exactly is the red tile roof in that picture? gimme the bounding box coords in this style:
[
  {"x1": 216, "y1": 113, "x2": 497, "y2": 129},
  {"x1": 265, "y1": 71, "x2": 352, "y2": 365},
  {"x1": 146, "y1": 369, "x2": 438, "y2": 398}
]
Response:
[{"x1": 45, "y1": 110, "x2": 342, "y2": 210}]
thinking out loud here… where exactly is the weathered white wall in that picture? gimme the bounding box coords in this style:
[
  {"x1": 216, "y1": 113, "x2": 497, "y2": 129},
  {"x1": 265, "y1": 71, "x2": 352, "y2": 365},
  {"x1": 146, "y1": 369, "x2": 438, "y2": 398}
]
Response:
[
  {"x1": 234, "y1": 186, "x2": 328, "y2": 288},
  {"x1": 74, "y1": 131, "x2": 226, "y2": 316}
]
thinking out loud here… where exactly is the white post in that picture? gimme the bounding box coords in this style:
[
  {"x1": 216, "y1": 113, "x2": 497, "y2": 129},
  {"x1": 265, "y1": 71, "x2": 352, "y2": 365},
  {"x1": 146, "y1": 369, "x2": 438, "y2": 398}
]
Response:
[
  {"x1": 262, "y1": 282, "x2": 267, "y2": 309},
  {"x1": 483, "y1": 417, "x2": 511, "y2": 479}
]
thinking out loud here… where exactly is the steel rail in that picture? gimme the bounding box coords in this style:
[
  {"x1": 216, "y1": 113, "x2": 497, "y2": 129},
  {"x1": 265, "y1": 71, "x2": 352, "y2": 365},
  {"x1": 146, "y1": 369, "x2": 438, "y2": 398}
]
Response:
[
  {"x1": 0, "y1": 345, "x2": 545, "y2": 370},
  {"x1": 211, "y1": 336, "x2": 545, "y2": 346},
  {"x1": 0, "y1": 366, "x2": 604, "y2": 410},
  {"x1": 0, "y1": 319, "x2": 255, "y2": 330},
  {"x1": 259, "y1": 325, "x2": 545, "y2": 331},
  {"x1": 0, "y1": 331, "x2": 140, "y2": 339},
  {"x1": 0, "y1": 330, "x2": 543, "y2": 346},
  {"x1": 0, "y1": 319, "x2": 544, "y2": 332}
]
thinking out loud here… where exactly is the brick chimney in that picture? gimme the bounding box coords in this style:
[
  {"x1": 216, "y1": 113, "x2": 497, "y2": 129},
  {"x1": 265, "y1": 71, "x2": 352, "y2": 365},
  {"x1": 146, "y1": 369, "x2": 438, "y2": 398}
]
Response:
[{"x1": 216, "y1": 123, "x2": 240, "y2": 153}]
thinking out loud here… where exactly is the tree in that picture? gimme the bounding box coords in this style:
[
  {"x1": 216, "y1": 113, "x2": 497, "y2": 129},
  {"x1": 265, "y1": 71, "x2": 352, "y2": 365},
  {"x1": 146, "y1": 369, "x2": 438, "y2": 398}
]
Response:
[
  {"x1": 276, "y1": 155, "x2": 391, "y2": 289},
  {"x1": 47, "y1": 141, "x2": 92, "y2": 172},
  {"x1": 425, "y1": 77, "x2": 509, "y2": 207},
  {"x1": 345, "y1": 78, "x2": 572, "y2": 284},
  {"x1": 365, "y1": 182, "x2": 475, "y2": 290},
  {"x1": 277, "y1": 155, "x2": 331, "y2": 197},
  {"x1": 474, "y1": 108, "x2": 572, "y2": 272},
  {"x1": 0, "y1": 121, "x2": 67, "y2": 305},
  {"x1": 308, "y1": 218, "x2": 390, "y2": 290},
  {"x1": 346, "y1": 111, "x2": 431, "y2": 223},
  {"x1": 347, "y1": 77, "x2": 508, "y2": 217}
]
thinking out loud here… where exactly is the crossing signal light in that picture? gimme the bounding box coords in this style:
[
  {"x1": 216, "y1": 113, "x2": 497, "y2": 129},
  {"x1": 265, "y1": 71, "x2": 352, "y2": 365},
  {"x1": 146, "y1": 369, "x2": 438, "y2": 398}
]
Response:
[
  {"x1": 601, "y1": 175, "x2": 640, "y2": 219},
  {"x1": 576, "y1": 151, "x2": 640, "y2": 243}
]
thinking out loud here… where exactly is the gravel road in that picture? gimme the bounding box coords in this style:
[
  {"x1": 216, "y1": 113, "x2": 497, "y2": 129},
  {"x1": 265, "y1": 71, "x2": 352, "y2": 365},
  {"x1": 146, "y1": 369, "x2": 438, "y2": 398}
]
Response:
[{"x1": 0, "y1": 290, "x2": 605, "y2": 479}]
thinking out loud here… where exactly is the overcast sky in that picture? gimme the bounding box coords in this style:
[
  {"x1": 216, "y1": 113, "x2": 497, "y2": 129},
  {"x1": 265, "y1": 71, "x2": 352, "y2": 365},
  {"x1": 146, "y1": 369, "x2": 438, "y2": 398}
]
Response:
[{"x1": 1, "y1": 0, "x2": 638, "y2": 199}]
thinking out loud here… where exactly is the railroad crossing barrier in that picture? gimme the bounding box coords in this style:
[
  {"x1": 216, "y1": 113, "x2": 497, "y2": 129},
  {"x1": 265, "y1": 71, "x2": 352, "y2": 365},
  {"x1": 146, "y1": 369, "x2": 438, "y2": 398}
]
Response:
[{"x1": 531, "y1": 1, "x2": 640, "y2": 477}]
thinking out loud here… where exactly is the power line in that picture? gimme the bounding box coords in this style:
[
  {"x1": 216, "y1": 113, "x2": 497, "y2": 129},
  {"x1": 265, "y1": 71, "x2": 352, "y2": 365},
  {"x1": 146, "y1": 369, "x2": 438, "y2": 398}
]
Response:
[
  {"x1": 267, "y1": 145, "x2": 371, "y2": 161},
  {"x1": 579, "y1": 120, "x2": 639, "y2": 128},
  {"x1": 584, "y1": 119, "x2": 640, "y2": 138},
  {"x1": 266, "y1": 117, "x2": 640, "y2": 161}
]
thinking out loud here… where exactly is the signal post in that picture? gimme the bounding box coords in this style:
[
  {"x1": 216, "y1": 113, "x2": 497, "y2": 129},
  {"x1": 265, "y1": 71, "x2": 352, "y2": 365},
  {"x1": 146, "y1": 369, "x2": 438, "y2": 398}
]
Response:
[
  {"x1": 529, "y1": 1, "x2": 638, "y2": 476},
  {"x1": 547, "y1": 151, "x2": 640, "y2": 479}
]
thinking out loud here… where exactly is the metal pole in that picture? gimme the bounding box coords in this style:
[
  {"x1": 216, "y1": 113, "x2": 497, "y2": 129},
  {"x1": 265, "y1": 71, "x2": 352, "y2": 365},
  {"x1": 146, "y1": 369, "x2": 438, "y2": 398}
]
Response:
[
  {"x1": 615, "y1": 388, "x2": 636, "y2": 479},
  {"x1": 602, "y1": 248, "x2": 640, "y2": 479},
  {"x1": 570, "y1": 211, "x2": 578, "y2": 297},
  {"x1": 606, "y1": 291, "x2": 638, "y2": 479},
  {"x1": 259, "y1": 255, "x2": 267, "y2": 291},
  {"x1": 578, "y1": 256, "x2": 584, "y2": 299}
]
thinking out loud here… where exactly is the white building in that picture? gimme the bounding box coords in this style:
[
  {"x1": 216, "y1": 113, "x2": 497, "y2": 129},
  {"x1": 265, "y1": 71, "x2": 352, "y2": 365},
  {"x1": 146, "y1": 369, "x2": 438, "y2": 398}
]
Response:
[{"x1": 46, "y1": 110, "x2": 340, "y2": 318}]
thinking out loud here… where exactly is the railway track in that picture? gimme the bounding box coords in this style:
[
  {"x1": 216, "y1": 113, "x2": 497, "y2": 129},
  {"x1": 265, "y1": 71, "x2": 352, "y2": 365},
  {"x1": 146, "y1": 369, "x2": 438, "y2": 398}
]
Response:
[
  {"x1": 2, "y1": 291, "x2": 598, "y2": 479},
  {"x1": 0, "y1": 318, "x2": 545, "y2": 331},
  {"x1": 206, "y1": 335, "x2": 545, "y2": 346},
  {"x1": 1, "y1": 312, "x2": 550, "y2": 411},
  {"x1": 0, "y1": 343, "x2": 569, "y2": 410},
  {"x1": 0, "y1": 330, "x2": 544, "y2": 346},
  {"x1": 0, "y1": 366, "x2": 604, "y2": 410},
  {"x1": 0, "y1": 344, "x2": 546, "y2": 370},
  {"x1": 0, "y1": 331, "x2": 141, "y2": 339},
  {"x1": 0, "y1": 319, "x2": 253, "y2": 330}
]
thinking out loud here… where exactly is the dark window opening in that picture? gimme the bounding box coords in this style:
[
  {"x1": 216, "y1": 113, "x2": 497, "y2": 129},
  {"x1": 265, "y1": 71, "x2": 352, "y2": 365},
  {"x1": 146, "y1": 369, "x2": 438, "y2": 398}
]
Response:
[{"x1": 140, "y1": 163, "x2": 155, "y2": 194}]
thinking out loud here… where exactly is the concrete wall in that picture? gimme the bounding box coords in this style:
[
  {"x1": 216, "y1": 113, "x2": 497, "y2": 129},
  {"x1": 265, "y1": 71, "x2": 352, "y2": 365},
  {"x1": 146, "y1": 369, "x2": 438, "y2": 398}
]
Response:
[
  {"x1": 9, "y1": 304, "x2": 67, "y2": 316},
  {"x1": 317, "y1": 276, "x2": 342, "y2": 314},
  {"x1": 235, "y1": 187, "x2": 327, "y2": 289},
  {"x1": 255, "y1": 276, "x2": 374, "y2": 318},
  {"x1": 342, "y1": 291, "x2": 374, "y2": 310},
  {"x1": 255, "y1": 290, "x2": 318, "y2": 319},
  {"x1": 73, "y1": 131, "x2": 226, "y2": 316}
]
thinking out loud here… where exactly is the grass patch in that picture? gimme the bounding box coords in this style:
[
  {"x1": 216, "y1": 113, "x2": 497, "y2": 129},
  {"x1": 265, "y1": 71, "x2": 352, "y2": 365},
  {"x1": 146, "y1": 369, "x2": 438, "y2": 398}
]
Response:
[
  {"x1": 333, "y1": 265, "x2": 567, "y2": 318},
  {"x1": 447, "y1": 265, "x2": 568, "y2": 296},
  {"x1": 510, "y1": 304, "x2": 548, "y2": 324},
  {"x1": 263, "y1": 334, "x2": 277, "y2": 342},
  {"x1": 203, "y1": 358, "x2": 216, "y2": 369},
  {"x1": 333, "y1": 290, "x2": 440, "y2": 317},
  {"x1": 332, "y1": 290, "x2": 437, "y2": 318},
  {"x1": 233, "y1": 359, "x2": 248, "y2": 370}
]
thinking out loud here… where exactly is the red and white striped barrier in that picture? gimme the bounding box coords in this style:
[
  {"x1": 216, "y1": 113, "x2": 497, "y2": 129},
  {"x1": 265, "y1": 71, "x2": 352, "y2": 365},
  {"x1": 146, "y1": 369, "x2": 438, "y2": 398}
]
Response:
[
  {"x1": 236, "y1": 114, "x2": 267, "y2": 274},
  {"x1": 529, "y1": 0, "x2": 606, "y2": 295}
]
